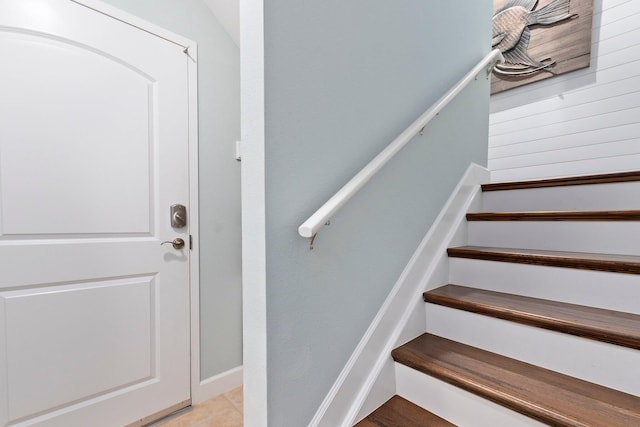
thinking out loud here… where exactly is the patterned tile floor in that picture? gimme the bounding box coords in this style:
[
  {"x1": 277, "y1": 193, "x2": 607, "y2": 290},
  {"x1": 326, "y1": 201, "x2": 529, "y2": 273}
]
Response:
[{"x1": 153, "y1": 387, "x2": 243, "y2": 427}]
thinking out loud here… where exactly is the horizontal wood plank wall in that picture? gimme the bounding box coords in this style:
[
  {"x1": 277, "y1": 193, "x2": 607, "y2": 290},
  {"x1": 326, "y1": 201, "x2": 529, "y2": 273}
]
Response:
[{"x1": 488, "y1": 0, "x2": 640, "y2": 182}]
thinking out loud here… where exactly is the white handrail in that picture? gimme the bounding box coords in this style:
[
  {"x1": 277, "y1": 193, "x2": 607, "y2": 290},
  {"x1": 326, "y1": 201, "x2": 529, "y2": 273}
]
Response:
[{"x1": 298, "y1": 49, "x2": 504, "y2": 239}]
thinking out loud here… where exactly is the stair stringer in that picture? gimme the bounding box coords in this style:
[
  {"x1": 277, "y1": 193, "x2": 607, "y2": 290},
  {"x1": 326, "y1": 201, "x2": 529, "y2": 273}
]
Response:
[{"x1": 308, "y1": 163, "x2": 490, "y2": 427}]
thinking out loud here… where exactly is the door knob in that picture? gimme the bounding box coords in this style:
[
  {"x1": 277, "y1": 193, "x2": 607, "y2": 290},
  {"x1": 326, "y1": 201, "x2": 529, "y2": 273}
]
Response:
[{"x1": 161, "y1": 238, "x2": 185, "y2": 249}]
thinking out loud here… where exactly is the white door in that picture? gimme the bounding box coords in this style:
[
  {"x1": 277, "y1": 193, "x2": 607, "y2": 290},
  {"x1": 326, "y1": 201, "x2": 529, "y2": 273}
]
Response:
[{"x1": 0, "y1": 1, "x2": 192, "y2": 426}]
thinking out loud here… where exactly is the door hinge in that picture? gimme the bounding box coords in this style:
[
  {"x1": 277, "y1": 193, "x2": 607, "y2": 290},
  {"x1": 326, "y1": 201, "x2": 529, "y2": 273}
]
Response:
[
  {"x1": 235, "y1": 140, "x2": 242, "y2": 162},
  {"x1": 189, "y1": 234, "x2": 193, "y2": 250}
]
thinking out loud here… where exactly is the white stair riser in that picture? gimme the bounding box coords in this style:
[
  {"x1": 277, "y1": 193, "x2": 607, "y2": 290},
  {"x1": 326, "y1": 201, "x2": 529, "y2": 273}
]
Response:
[
  {"x1": 449, "y1": 258, "x2": 640, "y2": 314},
  {"x1": 395, "y1": 363, "x2": 545, "y2": 427},
  {"x1": 481, "y1": 182, "x2": 640, "y2": 212},
  {"x1": 467, "y1": 221, "x2": 640, "y2": 255},
  {"x1": 426, "y1": 304, "x2": 640, "y2": 396}
]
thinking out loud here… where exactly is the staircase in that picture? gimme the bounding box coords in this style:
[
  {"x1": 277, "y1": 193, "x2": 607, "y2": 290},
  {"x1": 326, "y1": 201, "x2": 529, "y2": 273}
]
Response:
[{"x1": 355, "y1": 171, "x2": 640, "y2": 426}]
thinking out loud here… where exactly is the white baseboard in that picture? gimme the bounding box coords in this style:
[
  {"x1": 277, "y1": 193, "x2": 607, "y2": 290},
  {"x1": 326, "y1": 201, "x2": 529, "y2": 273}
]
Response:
[
  {"x1": 308, "y1": 163, "x2": 490, "y2": 427},
  {"x1": 192, "y1": 366, "x2": 243, "y2": 404}
]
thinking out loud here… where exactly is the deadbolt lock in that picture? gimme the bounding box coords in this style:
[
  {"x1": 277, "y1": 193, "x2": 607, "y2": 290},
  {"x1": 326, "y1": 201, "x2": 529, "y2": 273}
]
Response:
[{"x1": 171, "y1": 204, "x2": 187, "y2": 228}]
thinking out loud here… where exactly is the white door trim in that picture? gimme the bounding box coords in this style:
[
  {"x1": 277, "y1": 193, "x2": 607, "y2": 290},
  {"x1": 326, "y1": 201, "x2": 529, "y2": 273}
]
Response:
[
  {"x1": 71, "y1": 0, "x2": 195, "y2": 50},
  {"x1": 71, "y1": 0, "x2": 203, "y2": 408}
]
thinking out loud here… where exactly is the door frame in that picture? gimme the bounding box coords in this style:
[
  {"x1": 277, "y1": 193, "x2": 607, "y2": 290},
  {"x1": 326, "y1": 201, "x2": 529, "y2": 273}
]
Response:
[{"x1": 71, "y1": 0, "x2": 202, "y2": 409}]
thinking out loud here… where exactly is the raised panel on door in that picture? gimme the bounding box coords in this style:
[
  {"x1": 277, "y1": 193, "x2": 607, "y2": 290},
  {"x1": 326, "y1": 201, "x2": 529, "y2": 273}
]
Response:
[
  {"x1": 0, "y1": 1, "x2": 192, "y2": 426},
  {"x1": 2, "y1": 278, "x2": 154, "y2": 420},
  {"x1": 0, "y1": 30, "x2": 153, "y2": 236}
]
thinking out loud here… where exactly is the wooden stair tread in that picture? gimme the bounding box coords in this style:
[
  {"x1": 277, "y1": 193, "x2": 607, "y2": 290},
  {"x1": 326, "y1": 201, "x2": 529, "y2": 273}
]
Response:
[
  {"x1": 481, "y1": 171, "x2": 640, "y2": 192},
  {"x1": 447, "y1": 246, "x2": 640, "y2": 274},
  {"x1": 354, "y1": 395, "x2": 456, "y2": 427},
  {"x1": 392, "y1": 334, "x2": 640, "y2": 426},
  {"x1": 424, "y1": 285, "x2": 640, "y2": 349},
  {"x1": 466, "y1": 210, "x2": 640, "y2": 221}
]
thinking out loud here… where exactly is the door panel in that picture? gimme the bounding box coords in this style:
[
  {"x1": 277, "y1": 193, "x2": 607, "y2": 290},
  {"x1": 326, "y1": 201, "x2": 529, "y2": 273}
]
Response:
[
  {"x1": 0, "y1": 30, "x2": 152, "y2": 235},
  {"x1": 0, "y1": 1, "x2": 191, "y2": 426},
  {"x1": 3, "y1": 277, "x2": 153, "y2": 420}
]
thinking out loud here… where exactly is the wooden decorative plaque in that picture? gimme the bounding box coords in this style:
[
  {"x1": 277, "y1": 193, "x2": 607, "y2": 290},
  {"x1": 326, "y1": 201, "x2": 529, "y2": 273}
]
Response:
[{"x1": 491, "y1": 0, "x2": 595, "y2": 94}]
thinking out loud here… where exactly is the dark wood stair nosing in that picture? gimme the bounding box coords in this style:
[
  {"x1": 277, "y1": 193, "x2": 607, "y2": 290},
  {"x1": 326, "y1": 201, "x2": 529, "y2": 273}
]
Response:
[
  {"x1": 481, "y1": 170, "x2": 640, "y2": 192},
  {"x1": 392, "y1": 333, "x2": 640, "y2": 427},
  {"x1": 447, "y1": 246, "x2": 640, "y2": 275},
  {"x1": 423, "y1": 284, "x2": 640, "y2": 350},
  {"x1": 354, "y1": 395, "x2": 456, "y2": 427},
  {"x1": 466, "y1": 210, "x2": 640, "y2": 221}
]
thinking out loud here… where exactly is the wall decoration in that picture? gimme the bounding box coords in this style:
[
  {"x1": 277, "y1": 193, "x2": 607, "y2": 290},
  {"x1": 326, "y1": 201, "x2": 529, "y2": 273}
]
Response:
[{"x1": 491, "y1": 0, "x2": 595, "y2": 94}]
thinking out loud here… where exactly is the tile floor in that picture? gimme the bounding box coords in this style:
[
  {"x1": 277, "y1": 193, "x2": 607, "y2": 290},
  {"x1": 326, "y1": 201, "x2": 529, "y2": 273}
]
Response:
[{"x1": 153, "y1": 387, "x2": 243, "y2": 427}]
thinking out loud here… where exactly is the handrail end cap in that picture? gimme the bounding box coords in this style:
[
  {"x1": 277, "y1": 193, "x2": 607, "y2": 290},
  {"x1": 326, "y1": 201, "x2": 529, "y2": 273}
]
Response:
[{"x1": 298, "y1": 225, "x2": 314, "y2": 238}]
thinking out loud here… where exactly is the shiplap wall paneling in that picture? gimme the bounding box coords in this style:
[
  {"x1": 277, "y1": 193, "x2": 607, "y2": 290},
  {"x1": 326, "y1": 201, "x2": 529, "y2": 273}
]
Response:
[{"x1": 488, "y1": 0, "x2": 640, "y2": 182}]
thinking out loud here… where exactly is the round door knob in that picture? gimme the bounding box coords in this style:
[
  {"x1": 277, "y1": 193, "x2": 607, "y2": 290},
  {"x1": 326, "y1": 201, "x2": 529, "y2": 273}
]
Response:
[{"x1": 160, "y1": 238, "x2": 185, "y2": 249}]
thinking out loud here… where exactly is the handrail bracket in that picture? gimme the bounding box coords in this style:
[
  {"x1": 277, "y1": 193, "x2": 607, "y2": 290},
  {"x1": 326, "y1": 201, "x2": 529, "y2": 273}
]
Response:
[{"x1": 486, "y1": 52, "x2": 505, "y2": 78}]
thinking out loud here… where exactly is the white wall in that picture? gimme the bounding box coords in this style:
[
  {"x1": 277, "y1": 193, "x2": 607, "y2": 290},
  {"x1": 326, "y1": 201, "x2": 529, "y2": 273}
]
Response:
[
  {"x1": 202, "y1": 0, "x2": 240, "y2": 46},
  {"x1": 100, "y1": 0, "x2": 242, "y2": 382},
  {"x1": 241, "y1": 1, "x2": 493, "y2": 425},
  {"x1": 489, "y1": 0, "x2": 640, "y2": 182}
]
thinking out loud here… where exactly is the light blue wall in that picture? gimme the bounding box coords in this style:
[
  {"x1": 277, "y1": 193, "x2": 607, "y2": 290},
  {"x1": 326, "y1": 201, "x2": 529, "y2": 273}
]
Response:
[
  {"x1": 101, "y1": 0, "x2": 242, "y2": 379},
  {"x1": 261, "y1": 1, "x2": 492, "y2": 425}
]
